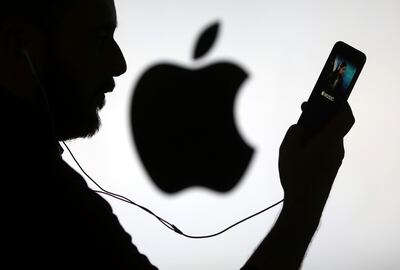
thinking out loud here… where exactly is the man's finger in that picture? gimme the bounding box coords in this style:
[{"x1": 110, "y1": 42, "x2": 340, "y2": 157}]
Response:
[
  {"x1": 316, "y1": 102, "x2": 355, "y2": 142},
  {"x1": 301, "y1": 102, "x2": 308, "y2": 112},
  {"x1": 280, "y1": 124, "x2": 308, "y2": 150}
]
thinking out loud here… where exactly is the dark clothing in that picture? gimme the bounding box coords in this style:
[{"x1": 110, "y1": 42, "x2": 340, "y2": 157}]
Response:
[{"x1": 1, "y1": 89, "x2": 157, "y2": 269}]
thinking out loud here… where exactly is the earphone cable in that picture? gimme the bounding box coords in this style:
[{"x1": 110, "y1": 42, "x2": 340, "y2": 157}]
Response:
[
  {"x1": 22, "y1": 50, "x2": 284, "y2": 239},
  {"x1": 61, "y1": 141, "x2": 284, "y2": 239}
]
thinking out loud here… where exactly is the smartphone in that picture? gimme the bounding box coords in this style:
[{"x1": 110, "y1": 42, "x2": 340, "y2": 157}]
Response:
[{"x1": 297, "y1": 41, "x2": 366, "y2": 134}]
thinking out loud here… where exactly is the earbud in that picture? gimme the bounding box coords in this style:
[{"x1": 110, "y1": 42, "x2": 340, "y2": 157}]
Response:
[
  {"x1": 21, "y1": 47, "x2": 58, "y2": 155},
  {"x1": 21, "y1": 48, "x2": 47, "y2": 103},
  {"x1": 21, "y1": 48, "x2": 29, "y2": 58},
  {"x1": 21, "y1": 49, "x2": 38, "y2": 79}
]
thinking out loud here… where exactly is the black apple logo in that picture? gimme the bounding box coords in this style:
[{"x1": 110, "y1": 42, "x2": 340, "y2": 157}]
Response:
[{"x1": 130, "y1": 21, "x2": 254, "y2": 193}]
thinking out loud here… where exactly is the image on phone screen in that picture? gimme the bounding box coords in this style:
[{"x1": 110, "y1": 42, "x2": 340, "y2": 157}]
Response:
[{"x1": 321, "y1": 54, "x2": 359, "y2": 102}]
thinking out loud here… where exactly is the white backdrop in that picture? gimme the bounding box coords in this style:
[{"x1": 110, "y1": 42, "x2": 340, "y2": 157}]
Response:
[{"x1": 63, "y1": 0, "x2": 400, "y2": 269}]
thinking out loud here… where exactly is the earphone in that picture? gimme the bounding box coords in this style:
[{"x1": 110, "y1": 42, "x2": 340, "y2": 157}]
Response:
[
  {"x1": 22, "y1": 48, "x2": 284, "y2": 239},
  {"x1": 22, "y1": 49, "x2": 52, "y2": 116},
  {"x1": 22, "y1": 48, "x2": 60, "y2": 156}
]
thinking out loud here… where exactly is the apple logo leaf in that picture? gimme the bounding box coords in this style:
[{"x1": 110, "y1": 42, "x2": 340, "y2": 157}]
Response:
[{"x1": 193, "y1": 21, "x2": 220, "y2": 60}]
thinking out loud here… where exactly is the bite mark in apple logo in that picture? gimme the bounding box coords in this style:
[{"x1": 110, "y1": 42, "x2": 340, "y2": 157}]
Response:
[{"x1": 130, "y1": 21, "x2": 254, "y2": 194}]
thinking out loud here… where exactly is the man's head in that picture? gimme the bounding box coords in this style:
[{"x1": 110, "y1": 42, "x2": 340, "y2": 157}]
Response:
[
  {"x1": 0, "y1": 0, "x2": 127, "y2": 140},
  {"x1": 338, "y1": 62, "x2": 347, "y2": 76}
]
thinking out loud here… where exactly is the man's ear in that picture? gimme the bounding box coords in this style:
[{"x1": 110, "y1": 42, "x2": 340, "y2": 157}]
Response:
[
  {"x1": 0, "y1": 16, "x2": 46, "y2": 63},
  {"x1": 0, "y1": 17, "x2": 46, "y2": 102}
]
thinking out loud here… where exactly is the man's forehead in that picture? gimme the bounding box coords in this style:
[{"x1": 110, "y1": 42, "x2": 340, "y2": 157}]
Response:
[{"x1": 64, "y1": 0, "x2": 117, "y2": 28}]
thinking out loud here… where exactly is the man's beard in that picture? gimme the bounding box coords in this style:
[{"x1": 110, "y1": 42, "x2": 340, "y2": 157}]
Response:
[{"x1": 41, "y1": 58, "x2": 105, "y2": 141}]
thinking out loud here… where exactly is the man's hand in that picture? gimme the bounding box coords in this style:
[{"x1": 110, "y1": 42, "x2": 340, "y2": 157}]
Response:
[
  {"x1": 279, "y1": 102, "x2": 355, "y2": 216},
  {"x1": 242, "y1": 102, "x2": 355, "y2": 270}
]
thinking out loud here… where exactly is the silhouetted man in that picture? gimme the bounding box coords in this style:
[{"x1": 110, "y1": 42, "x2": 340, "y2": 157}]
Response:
[{"x1": 0, "y1": 0, "x2": 355, "y2": 269}]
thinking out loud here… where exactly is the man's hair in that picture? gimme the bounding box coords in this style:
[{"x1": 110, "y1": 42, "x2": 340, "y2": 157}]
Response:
[
  {"x1": 339, "y1": 62, "x2": 347, "y2": 68},
  {"x1": 0, "y1": 0, "x2": 67, "y2": 29}
]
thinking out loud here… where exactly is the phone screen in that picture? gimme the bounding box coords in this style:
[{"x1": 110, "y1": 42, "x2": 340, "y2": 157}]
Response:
[
  {"x1": 298, "y1": 41, "x2": 366, "y2": 133},
  {"x1": 321, "y1": 55, "x2": 359, "y2": 101}
]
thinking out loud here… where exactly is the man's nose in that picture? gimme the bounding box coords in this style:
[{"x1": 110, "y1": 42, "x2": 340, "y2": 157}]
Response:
[{"x1": 111, "y1": 41, "x2": 127, "y2": 77}]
